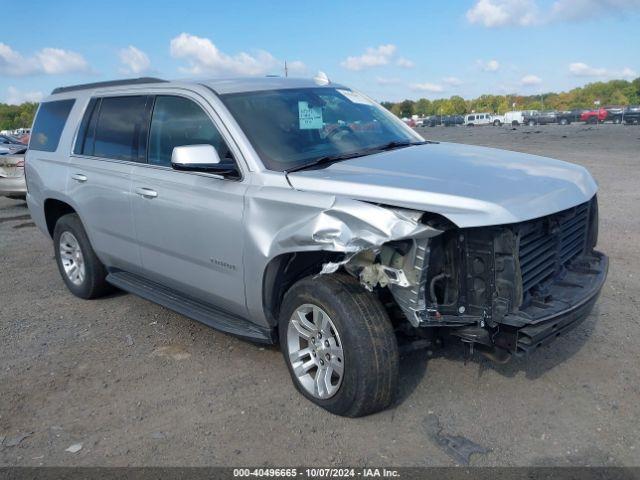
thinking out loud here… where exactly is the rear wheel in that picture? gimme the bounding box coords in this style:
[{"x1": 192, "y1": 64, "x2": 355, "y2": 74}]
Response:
[
  {"x1": 559, "y1": 118, "x2": 568, "y2": 125},
  {"x1": 493, "y1": 120, "x2": 501, "y2": 126},
  {"x1": 279, "y1": 274, "x2": 399, "y2": 417},
  {"x1": 528, "y1": 120, "x2": 536, "y2": 126},
  {"x1": 53, "y1": 213, "x2": 113, "y2": 299}
]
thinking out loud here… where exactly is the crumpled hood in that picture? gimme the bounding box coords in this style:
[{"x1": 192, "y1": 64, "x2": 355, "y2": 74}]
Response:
[{"x1": 287, "y1": 142, "x2": 598, "y2": 228}]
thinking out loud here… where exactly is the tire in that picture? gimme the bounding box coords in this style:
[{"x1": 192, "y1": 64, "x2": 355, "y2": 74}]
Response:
[
  {"x1": 613, "y1": 118, "x2": 621, "y2": 124},
  {"x1": 559, "y1": 118, "x2": 568, "y2": 125},
  {"x1": 528, "y1": 120, "x2": 536, "y2": 126},
  {"x1": 279, "y1": 273, "x2": 399, "y2": 417},
  {"x1": 511, "y1": 121, "x2": 519, "y2": 126},
  {"x1": 493, "y1": 120, "x2": 501, "y2": 126},
  {"x1": 53, "y1": 213, "x2": 113, "y2": 299}
]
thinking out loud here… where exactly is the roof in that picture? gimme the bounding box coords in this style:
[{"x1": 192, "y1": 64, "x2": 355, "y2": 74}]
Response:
[
  {"x1": 202, "y1": 76, "x2": 345, "y2": 95},
  {"x1": 49, "y1": 76, "x2": 345, "y2": 96}
]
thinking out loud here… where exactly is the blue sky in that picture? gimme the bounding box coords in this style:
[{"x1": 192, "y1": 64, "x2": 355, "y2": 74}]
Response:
[{"x1": 1, "y1": 0, "x2": 639, "y2": 104}]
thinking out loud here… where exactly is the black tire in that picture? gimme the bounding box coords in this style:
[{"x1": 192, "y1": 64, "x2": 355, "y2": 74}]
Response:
[
  {"x1": 53, "y1": 213, "x2": 113, "y2": 299},
  {"x1": 278, "y1": 273, "x2": 399, "y2": 417},
  {"x1": 559, "y1": 118, "x2": 568, "y2": 125},
  {"x1": 528, "y1": 120, "x2": 536, "y2": 126},
  {"x1": 493, "y1": 120, "x2": 501, "y2": 126}
]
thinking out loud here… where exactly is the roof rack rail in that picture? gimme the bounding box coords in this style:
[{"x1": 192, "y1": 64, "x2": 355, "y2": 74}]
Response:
[{"x1": 51, "y1": 77, "x2": 168, "y2": 95}]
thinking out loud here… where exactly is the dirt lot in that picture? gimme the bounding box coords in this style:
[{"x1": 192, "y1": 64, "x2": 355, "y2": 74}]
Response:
[{"x1": 1, "y1": 124, "x2": 639, "y2": 467}]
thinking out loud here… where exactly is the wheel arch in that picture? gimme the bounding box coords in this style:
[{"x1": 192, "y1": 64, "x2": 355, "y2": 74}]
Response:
[
  {"x1": 262, "y1": 250, "x2": 345, "y2": 327},
  {"x1": 44, "y1": 198, "x2": 77, "y2": 237}
]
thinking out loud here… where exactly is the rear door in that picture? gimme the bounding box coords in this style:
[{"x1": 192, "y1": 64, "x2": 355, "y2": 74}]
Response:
[
  {"x1": 130, "y1": 93, "x2": 248, "y2": 316},
  {"x1": 68, "y1": 95, "x2": 151, "y2": 272}
]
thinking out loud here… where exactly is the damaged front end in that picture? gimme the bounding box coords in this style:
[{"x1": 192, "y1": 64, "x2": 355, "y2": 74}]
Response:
[{"x1": 324, "y1": 195, "x2": 607, "y2": 362}]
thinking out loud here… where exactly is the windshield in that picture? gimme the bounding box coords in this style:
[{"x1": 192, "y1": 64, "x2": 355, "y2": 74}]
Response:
[{"x1": 221, "y1": 87, "x2": 422, "y2": 171}]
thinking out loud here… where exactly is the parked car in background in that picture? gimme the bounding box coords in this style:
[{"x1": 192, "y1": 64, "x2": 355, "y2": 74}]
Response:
[
  {"x1": 442, "y1": 115, "x2": 464, "y2": 126},
  {"x1": 0, "y1": 134, "x2": 28, "y2": 154},
  {"x1": 604, "y1": 106, "x2": 625, "y2": 124},
  {"x1": 556, "y1": 109, "x2": 586, "y2": 125},
  {"x1": 623, "y1": 105, "x2": 640, "y2": 124},
  {"x1": 0, "y1": 154, "x2": 26, "y2": 200},
  {"x1": 490, "y1": 114, "x2": 504, "y2": 126},
  {"x1": 523, "y1": 110, "x2": 558, "y2": 126},
  {"x1": 464, "y1": 112, "x2": 492, "y2": 126},
  {"x1": 503, "y1": 111, "x2": 525, "y2": 126},
  {"x1": 581, "y1": 108, "x2": 608, "y2": 124}
]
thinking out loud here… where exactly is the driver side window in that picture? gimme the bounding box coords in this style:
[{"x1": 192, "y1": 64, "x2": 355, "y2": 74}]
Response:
[{"x1": 148, "y1": 95, "x2": 233, "y2": 167}]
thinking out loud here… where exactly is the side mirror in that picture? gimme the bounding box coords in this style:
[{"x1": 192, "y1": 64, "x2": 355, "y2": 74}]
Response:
[{"x1": 171, "y1": 144, "x2": 238, "y2": 176}]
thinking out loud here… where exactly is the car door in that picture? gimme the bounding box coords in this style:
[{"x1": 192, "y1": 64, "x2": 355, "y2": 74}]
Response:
[
  {"x1": 68, "y1": 95, "x2": 151, "y2": 273},
  {"x1": 130, "y1": 94, "x2": 248, "y2": 316}
]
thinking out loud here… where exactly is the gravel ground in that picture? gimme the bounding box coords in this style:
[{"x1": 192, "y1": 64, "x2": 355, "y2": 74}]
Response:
[{"x1": 1, "y1": 123, "x2": 639, "y2": 467}]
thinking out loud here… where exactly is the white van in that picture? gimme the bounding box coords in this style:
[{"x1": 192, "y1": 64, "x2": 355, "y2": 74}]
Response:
[
  {"x1": 504, "y1": 111, "x2": 525, "y2": 126},
  {"x1": 464, "y1": 113, "x2": 492, "y2": 126}
]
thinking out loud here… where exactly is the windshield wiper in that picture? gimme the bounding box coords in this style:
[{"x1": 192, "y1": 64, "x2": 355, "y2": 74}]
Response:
[{"x1": 284, "y1": 140, "x2": 430, "y2": 174}]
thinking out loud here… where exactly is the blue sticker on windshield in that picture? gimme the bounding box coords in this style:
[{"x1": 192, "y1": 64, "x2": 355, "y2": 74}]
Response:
[{"x1": 298, "y1": 101, "x2": 323, "y2": 129}]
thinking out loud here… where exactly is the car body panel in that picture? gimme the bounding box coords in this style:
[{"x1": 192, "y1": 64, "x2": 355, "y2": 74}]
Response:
[{"x1": 287, "y1": 142, "x2": 597, "y2": 228}]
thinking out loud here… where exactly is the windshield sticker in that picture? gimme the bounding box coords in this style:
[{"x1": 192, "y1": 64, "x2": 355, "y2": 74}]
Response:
[
  {"x1": 298, "y1": 101, "x2": 323, "y2": 129},
  {"x1": 337, "y1": 89, "x2": 375, "y2": 106}
]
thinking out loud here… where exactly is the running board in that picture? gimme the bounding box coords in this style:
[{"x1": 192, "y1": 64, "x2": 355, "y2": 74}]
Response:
[{"x1": 106, "y1": 271, "x2": 275, "y2": 344}]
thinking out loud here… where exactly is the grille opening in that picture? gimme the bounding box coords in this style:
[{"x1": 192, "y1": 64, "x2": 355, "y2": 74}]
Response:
[{"x1": 519, "y1": 201, "x2": 590, "y2": 301}]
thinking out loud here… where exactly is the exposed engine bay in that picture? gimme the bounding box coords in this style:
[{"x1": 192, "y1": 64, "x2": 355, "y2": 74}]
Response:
[{"x1": 332, "y1": 195, "x2": 607, "y2": 361}]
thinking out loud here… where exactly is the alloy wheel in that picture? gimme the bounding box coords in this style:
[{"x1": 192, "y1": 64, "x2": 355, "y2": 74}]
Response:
[{"x1": 287, "y1": 304, "x2": 344, "y2": 399}]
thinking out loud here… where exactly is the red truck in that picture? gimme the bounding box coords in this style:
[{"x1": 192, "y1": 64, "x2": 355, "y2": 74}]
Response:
[{"x1": 580, "y1": 108, "x2": 608, "y2": 124}]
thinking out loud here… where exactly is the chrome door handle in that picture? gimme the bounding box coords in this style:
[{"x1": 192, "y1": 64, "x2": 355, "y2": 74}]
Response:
[
  {"x1": 71, "y1": 173, "x2": 87, "y2": 183},
  {"x1": 135, "y1": 187, "x2": 158, "y2": 199}
]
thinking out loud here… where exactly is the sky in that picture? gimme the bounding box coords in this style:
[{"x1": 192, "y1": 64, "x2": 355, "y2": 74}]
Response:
[{"x1": 1, "y1": 0, "x2": 639, "y2": 104}]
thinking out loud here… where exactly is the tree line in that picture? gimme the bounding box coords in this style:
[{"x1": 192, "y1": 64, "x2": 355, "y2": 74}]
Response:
[
  {"x1": 0, "y1": 102, "x2": 39, "y2": 131},
  {"x1": 380, "y1": 77, "x2": 640, "y2": 118}
]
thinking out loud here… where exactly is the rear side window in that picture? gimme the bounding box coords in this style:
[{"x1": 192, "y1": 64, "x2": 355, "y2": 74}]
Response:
[
  {"x1": 30, "y1": 99, "x2": 75, "y2": 152},
  {"x1": 75, "y1": 96, "x2": 149, "y2": 162},
  {"x1": 94, "y1": 96, "x2": 148, "y2": 161}
]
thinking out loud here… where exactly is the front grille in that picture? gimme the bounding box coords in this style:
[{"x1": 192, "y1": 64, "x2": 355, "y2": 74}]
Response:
[{"x1": 518, "y1": 201, "x2": 590, "y2": 295}]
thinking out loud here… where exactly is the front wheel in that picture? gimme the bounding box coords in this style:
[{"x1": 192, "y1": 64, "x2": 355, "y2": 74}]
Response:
[
  {"x1": 528, "y1": 120, "x2": 536, "y2": 126},
  {"x1": 493, "y1": 120, "x2": 501, "y2": 126},
  {"x1": 279, "y1": 274, "x2": 399, "y2": 417}
]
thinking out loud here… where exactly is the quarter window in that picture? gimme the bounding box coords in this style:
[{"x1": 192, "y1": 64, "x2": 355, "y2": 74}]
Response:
[
  {"x1": 92, "y1": 96, "x2": 148, "y2": 161},
  {"x1": 30, "y1": 99, "x2": 75, "y2": 152},
  {"x1": 148, "y1": 96, "x2": 233, "y2": 167}
]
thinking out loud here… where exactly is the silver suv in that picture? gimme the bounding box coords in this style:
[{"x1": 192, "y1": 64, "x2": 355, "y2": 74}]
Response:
[{"x1": 26, "y1": 76, "x2": 608, "y2": 417}]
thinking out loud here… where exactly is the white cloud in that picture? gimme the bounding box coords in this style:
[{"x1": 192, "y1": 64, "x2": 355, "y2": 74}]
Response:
[
  {"x1": 0, "y1": 43, "x2": 90, "y2": 76},
  {"x1": 396, "y1": 57, "x2": 415, "y2": 68},
  {"x1": 467, "y1": 0, "x2": 640, "y2": 27},
  {"x1": 5, "y1": 86, "x2": 44, "y2": 105},
  {"x1": 376, "y1": 77, "x2": 401, "y2": 85},
  {"x1": 466, "y1": 0, "x2": 539, "y2": 27},
  {"x1": 170, "y1": 33, "x2": 303, "y2": 76},
  {"x1": 340, "y1": 44, "x2": 397, "y2": 71},
  {"x1": 477, "y1": 59, "x2": 500, "y2": 72},
  {"x1": 119, "y1": 45, "x2": 151, "y2": 75},
  {"x1": 569, "y1": 62, "x2": 637, "y2": 79},
  {"x1": 442, "y1": 76, "x2": 463, "y2": 86},
  {"x1": 521, "y1": 74, "x2": 542, "y2": 85},
  {"x1": 410, "y1": 82, "x2": 445, "y2": 93}
]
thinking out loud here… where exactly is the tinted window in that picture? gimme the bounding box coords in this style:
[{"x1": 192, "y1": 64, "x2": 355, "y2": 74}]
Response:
[
  {"x1": 148, "y1": 96, "x2": 232, "y2": 167},
  {"x1": 30, "y1": 99, "x2": 75, "y2": 152},
  {"x1": 73, "y1": 98, "x2": 99, "y2": 155},
  {"x1": 93, "y1": 96, "x2": 148, "y2": 161},
  {"x1": 468, "y1": 115, "x2": 475, "y2": 121}
]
